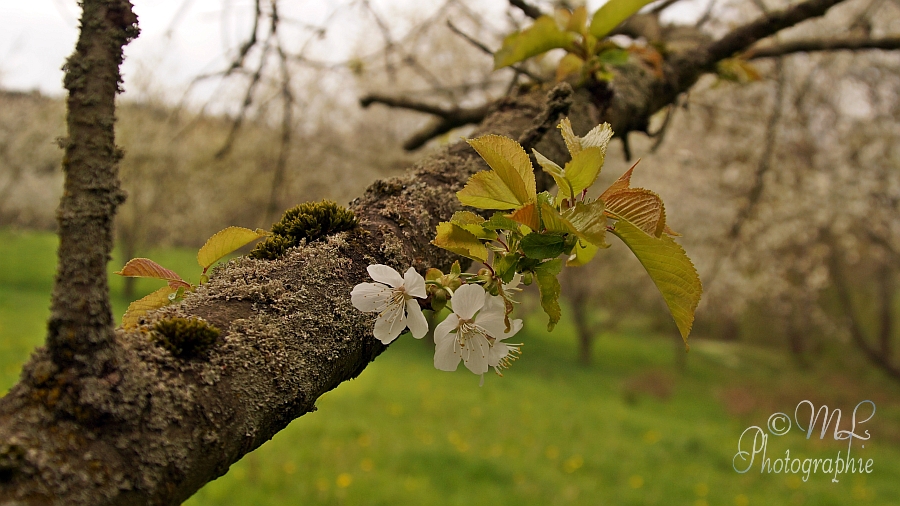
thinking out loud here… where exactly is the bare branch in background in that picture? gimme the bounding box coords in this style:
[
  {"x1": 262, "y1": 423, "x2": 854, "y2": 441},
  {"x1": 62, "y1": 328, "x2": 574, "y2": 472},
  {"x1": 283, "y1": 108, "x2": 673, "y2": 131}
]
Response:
[
  {"x1": 509, "y1": 0, "x2": 543, "y2": 19},
  {"x1": 360, "y1": 92, "x2": 490, "y2": 150},
  {"x1": 264, "y1": 0, "x2": 295, "y2": 225},
  {"x1": 706, "y1": 58, "x2": 785, "y2": 285},
  {"x1": 746, "y1": 36, "x2": 900, "y2": 58},
  {"x1": 446, "y1": 20, "x2": 544, "y2": 83},
  {"x1": 827, "y1": 231, "x2": 900, "y2": 381},
  {"x1": 650, "y1": 0, "x2": 685, "y2": 14}
]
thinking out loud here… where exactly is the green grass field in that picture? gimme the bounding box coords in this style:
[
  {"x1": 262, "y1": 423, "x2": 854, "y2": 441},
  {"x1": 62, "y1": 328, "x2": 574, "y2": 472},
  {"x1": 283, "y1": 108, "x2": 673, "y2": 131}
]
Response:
[{"x1": 2, "y1": 227, "x2": 899, "y2": 505}]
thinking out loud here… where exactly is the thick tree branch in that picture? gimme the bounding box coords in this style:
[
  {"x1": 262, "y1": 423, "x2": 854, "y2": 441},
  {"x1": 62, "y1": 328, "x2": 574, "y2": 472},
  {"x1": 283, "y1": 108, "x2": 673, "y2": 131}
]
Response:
[{"x1": 745, "y1": 36, "x2": 900, "y2": 58}]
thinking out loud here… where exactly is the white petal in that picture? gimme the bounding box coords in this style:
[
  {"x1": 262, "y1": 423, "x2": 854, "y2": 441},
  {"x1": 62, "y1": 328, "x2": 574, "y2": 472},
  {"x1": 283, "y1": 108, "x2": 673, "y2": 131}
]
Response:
[
  {"x1": 350, "y1": 283, "x2": 392, "y2": 312},
  {"x1": 433, "y1": 314, "x2": 459, "y2": 345},
  {"x1": 480, "y1": 293, "x2": 506, "y2": 317},
  {"x1": 450, "y1": 284, "x2": 485, "y2": 320},
  {"x1": 406, "y1": 299, "x2": 428, "y2": 339},
  {"x1": 403, "y1": 267, "x2": 427, "y2": 298},
  {"x1": 373, "y1": 304, "x2": 407, "y2": 344},
  {"x1": 488, "y1": 341, "x2": 509, "y2": 367},
  {"x1": 433, "y1": 331, "x2": 461, "y2": 372},
  {"x1": 479, "y1": 316, "x2": 523, "y2": 342},
  {"x1": 367, "y1": 264, "x2": 404, "y2": 288},
  {"x1": 460, "y1": 334, "x2": 489, "y2": 375}
]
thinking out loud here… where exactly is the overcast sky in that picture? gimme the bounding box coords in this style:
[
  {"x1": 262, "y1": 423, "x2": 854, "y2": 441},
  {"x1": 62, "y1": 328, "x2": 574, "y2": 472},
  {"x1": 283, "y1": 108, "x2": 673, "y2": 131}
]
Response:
[{"x1": 0, "y1": 0, "x2": 703, "y2": 99}]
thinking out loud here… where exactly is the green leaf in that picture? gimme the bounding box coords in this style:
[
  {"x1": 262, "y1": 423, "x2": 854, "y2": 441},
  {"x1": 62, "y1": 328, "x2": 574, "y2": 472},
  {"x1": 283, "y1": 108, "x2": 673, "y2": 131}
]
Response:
[
  {"x1": 565, "y1": 146, "x2": 605, "y2": 195},
  {"x1": 122, "y1": 285, "x2": 177, "y2": 329},
  {"x1": 198, "y1": 226, "x2": 268, "y2": 270},
  {"x1": 611, "y1": 219, "x2": 702, "y2": 344},
  {"x1": 433, "y1": 222, "x2": 489, "y2": 263},
  {"x1": 466, "y1": 135, "x2": 536, "y2": 206},
  {"x1": 556, "y1": 53, "x2": 585, "y2": 82},
  {"x1": 567, "y1": 239, "x2": 600, "y2": 266},
  {"x1": 561, "y1": 199, "x2": 609, "y2": 247},
  {"x1": 533, "y1": 149, "x2": 573, "y2": 201},
  {"x1": 597, "y1": 48, "x2": 630, "y2": 66},
  {"x1": 451, "y1": 211, "x2": 498, "y2": 241},
  {"x1": 494, "y1": 252, "x2": 521, "y2": 283},
  {"x1": 508, "y1": 203, "x2": 541, "y2": 230},
  {"x1": 534, "y1": 258, "x2": 563, "y2": 331},
  {"x1": 539, "y1": 202, "x2": 574, "y2": 234},
  {"x1": 494, "y1": 15, "x2": 578, "y2": 69},
  {"x1": 588, "y1": 0, "x2": 656, "y2": 40},
  {"x1": 558, "y1": 118, "x2": 613, "y2": 158},
  {"x1": 483, "y1": 212, "x2": 522, "y2": 232},
  {"x1": 457, "y1": 170, "x2": 523, "y2": 210},
  {"x1": 521, "y1": 232, "x2": 568, "y2": 259}
]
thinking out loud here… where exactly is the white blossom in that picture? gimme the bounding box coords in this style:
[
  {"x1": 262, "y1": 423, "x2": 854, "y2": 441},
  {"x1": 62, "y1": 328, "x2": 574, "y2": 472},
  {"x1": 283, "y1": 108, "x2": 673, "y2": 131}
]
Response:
[
  {"x1": 350, "y1": 264, "x2": 428, "y2": 344},
  {"x1": 433, "y1": 284, "x2": 522, "y2": 380}
]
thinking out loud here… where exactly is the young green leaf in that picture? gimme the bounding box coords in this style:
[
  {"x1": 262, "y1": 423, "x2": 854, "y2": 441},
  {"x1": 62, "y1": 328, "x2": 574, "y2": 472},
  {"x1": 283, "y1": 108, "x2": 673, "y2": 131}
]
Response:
[
  {"x1": 534, "y1": 258, "x2": 563, "y2": 331},
  {"x1": 433, "y1": 222, "x2": 489, "y2": 263},
  {"x1": 508, "y1": 202, "x2": 541, "y2": 230},
  {"x1": 116, "y1": 258, "x2": 191, "y2": 290},
  {"x1": 457, "y1": 170, "x2": 524, "y2": 210},
  {"x1": 558, "y1": 118, "x2": 613, "y2": 158},
  {"x1": 450, "y1": 211, "x2": 498, "y2": 241},
  {"x1": 539, "y1": 202, "x2": 577, "y2": 235},
  {"x1": 533, "y1": 149, "x2": 573, "y2": 200},
  {"x1": 567, "y1": 239, "x2": 600, "y2": 266},
  {"x1": 561, "y1": 199, "x2": 609, "y2": 247},
  {"x1": 611, "y1": 219, "x2": 702, "y2": 344},
  {"x1": 556, "y1": 53, "x2": 585, "y2": 82},
  {"x1": 588, "y1": 0, "x2": 656, "y2": 40},
  {"x1": 198, "y1": 226, "x2": 268, "y2": 270},
  {"x1": 494, "y1": 15, "x2": 578, "y2": 69},
  {"x1": 521, "y1": 232, "x2": 568, "y2": 259},
  {"x1": 465, "y1": 135, "x2": 537, "y2": 207},
  {"x1": 494, "y1": 252, "x2": 522, "y2": 283},
  {"x1": 564, "y1": 146, "x2": 605, "y2": 195},
  {"x1": 122, "y1": 285, "x2": 178, "y2": 329},
  {"x1": 483, "y1": 212, "x2": 522, "y2": 232}
]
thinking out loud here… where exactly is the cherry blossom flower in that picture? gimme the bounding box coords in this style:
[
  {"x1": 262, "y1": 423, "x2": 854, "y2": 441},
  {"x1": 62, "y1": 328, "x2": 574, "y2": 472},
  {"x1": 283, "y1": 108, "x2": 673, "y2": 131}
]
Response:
[
  {"x1": 433, "y1": 284, "x2": 522, "y2": 380},
  {"x1": 351, "y1": 264, "x2": 428, "y2": 344}
]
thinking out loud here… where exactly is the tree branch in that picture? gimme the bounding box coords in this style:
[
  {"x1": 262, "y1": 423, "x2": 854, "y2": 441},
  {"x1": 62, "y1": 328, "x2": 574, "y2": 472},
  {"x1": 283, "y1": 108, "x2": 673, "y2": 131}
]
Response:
[
  {"x1": 745, "y1": 36, "x2": 900, "y2": 58},
  {"x1": 360, "y1": 93, "x2": 490, "y2": 150},
  {"x1": 703, "y1": 0, "x2": 849, "y2": 65},
  {"x1": 49, "y1": 0, "x2": 137, "y2": 376}
]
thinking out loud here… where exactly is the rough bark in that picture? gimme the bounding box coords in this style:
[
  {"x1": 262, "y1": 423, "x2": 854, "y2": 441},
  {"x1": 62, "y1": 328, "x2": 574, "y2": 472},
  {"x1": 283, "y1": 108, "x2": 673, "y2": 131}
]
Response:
[
  {"x1": 48, "y1": 0, "x2": 138, "y2": 378},
  {"x1": 0, "y1": 0, "x2": 854, "y2": 503}
]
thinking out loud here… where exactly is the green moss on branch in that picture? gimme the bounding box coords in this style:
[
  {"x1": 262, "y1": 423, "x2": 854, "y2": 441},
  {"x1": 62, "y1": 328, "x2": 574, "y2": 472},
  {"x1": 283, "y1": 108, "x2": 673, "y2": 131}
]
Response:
[{"x1": 250, "y1": 200, "x2": 359, "y2": 260}]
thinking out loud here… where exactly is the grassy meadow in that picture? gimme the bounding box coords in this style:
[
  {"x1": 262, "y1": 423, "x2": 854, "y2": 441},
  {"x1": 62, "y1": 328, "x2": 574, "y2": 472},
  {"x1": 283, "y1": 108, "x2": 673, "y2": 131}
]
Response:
[{"x1": 1, "y1": 227, "x2": 899, "y2": 505}]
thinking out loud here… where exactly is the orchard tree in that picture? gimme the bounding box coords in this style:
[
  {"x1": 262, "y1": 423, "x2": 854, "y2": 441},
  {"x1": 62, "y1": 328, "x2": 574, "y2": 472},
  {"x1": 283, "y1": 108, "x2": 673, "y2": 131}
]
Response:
[{"x1": 0, "y1": 0, "x2": 897, "y2": 504}]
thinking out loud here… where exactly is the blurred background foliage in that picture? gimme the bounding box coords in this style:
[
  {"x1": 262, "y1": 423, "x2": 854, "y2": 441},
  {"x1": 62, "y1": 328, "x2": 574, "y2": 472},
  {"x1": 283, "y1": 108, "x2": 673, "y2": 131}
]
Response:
[{"x1": 1, "y1": 0, "x2": 899, "y2": 503}]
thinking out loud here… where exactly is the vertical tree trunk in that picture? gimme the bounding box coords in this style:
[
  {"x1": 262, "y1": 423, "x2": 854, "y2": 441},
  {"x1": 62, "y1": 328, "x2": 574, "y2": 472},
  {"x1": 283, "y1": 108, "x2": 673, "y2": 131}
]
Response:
[{"x1": 47, "y1": 0, "x2": 138, "y2": 378}]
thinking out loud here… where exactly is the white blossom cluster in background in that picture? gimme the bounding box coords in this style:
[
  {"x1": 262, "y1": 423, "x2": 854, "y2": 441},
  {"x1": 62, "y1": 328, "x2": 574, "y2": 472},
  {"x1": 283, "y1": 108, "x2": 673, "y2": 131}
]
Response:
[{"x1": 350, "y1": 264, "x2": 522, "y2": 384}]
